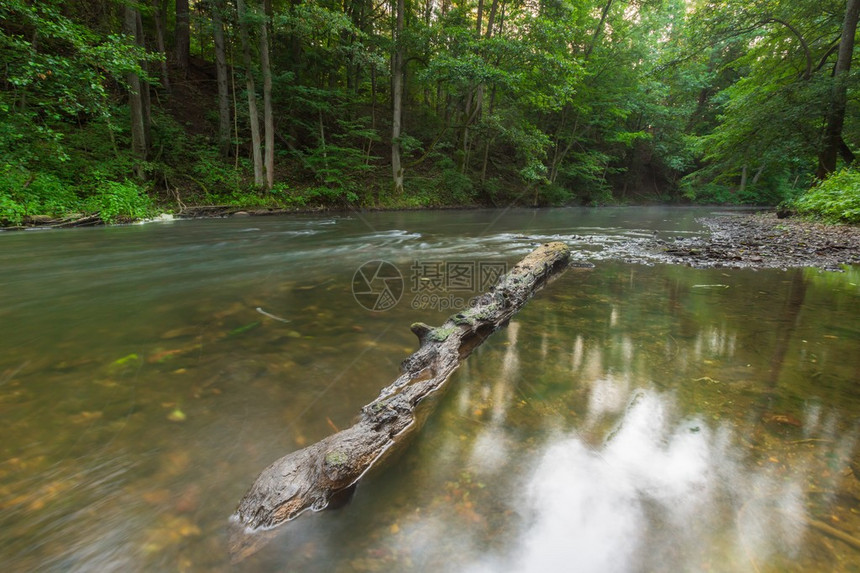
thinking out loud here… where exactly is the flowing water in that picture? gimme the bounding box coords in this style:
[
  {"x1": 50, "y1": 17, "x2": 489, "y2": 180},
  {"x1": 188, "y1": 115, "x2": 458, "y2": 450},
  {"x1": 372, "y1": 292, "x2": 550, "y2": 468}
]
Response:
[{"x1": 1, "y1": 207, "x2": 858, "y2": 572}]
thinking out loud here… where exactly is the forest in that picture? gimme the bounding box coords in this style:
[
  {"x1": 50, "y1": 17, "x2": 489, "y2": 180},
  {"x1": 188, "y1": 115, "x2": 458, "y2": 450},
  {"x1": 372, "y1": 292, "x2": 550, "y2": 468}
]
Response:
[{"x1": 1, "y1": 0, "x2": 858, "y2": 224}]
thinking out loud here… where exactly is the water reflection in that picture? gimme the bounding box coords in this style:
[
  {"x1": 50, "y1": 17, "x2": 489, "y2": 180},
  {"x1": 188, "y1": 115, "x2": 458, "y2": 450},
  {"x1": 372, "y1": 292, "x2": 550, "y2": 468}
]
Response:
[
  {"x1": 468, "y1": 323, "x2": 519, "y2": 475},
  {"x1": 478, "y1": 386, "x2": 830, "y2": 573},
  {"x1": 1, "y1": 211, "x2": 858, "y2": 572},
  {"x1": 386, "y1": 375, "x2": 857, "y2": 573},
  {"x1": 361, "y1": 264, "x2": 860, "y2": 573}
]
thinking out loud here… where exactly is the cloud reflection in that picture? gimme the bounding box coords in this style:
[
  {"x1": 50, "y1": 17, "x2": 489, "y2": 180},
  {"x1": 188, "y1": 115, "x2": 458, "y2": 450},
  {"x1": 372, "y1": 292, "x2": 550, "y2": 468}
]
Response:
[
  {"x1": 457, "y1": 384, "x2": 855, "y2": 573},
  {"x1": 392, "y1": 313, "x2": 857, "y2": 573},
  {"x1": 510, "y1": 390, "x2": 725, "y2": 573}
]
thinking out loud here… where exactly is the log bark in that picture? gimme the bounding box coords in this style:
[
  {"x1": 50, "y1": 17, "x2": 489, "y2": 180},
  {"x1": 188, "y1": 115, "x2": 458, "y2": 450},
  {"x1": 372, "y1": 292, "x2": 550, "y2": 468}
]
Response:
[{"x1": 230, "y1": 242, "x2": 571, "y2": 558}]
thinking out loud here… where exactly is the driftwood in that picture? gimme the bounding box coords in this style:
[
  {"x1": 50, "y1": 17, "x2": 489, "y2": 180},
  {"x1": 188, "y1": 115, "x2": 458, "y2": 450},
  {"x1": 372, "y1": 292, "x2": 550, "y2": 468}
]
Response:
[
  {"x1": 1, "y1": 213, "x2": 104, "y2": 231},
  {"x1": 229, "y1": 241, "x2": 571, "y2": 559}
]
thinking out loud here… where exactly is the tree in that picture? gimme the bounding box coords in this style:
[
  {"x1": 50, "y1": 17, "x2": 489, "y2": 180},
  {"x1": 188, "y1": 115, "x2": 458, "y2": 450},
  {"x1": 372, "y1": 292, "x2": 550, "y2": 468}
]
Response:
[
  {"x1": 391, "y1": 0, "x2": 405, "y2": 194},
  {"x1": 124, "y1": 3, "x2": 150, "y2": 180},
  {"x1": 5, "y1": 0, "x2": 855, "y2": 217},
  {"x1": 678, "y1": 0, "x2": 857, "y2": 202},
  {"x1": 175, "y1": 0, "x2": 190, "y2": 73},
  {"x1": 817, "y1": 0, "x2": 860, "y2": 178},
  {"x1": 151, "y1": 0, "x2": 171, "y2": 92},
  {"x1": 236, "y1": 0, "x2": 265, "y2": 187},
  {"x1": 210, "y1": 0, "x2": 231, "y2": 158},
  {"x1": 259, "y1": 7, "x2": 274, "y2": 189}
]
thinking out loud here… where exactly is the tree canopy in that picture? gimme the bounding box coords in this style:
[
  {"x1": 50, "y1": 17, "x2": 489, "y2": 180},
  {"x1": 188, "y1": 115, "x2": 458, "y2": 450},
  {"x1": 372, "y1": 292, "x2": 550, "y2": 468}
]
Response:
[{"x1": 0, "y1": 0, "x2": 857, "y2": 223}]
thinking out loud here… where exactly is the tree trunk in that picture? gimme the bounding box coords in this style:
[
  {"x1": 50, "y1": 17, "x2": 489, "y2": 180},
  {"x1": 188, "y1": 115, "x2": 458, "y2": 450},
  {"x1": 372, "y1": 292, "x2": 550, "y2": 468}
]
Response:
[
  {"x1": 476, "y1": 0, "x2": 501, "y2": 187},
  {"x1": 586, "y1": 0, "x2": 614, "y2": 58},
  {"x1": 817, "y1": 0, "x2": 860, "y2": 178},
  {"x1": 259, "y1": 11, "x2": 274, "y2": 190},
  {"x1": 368, "y1": 55, "x2": 376, "y2": 115},
  {"x1": 546, "y1": 0, "x2": 606, "y2": 180},
  {"x1": 236, "y1": 0, "x2": 265, "y2": 187},
  {"x1": 175, "y1": 0, "x2": 190, "y2": 73},
  {"x1": 124, "y1": 5, "x2": 148, "y2": 180},
  {"x1": 738, "y1": 165, "x2": 748, "y2": 194},
  {"x1": 212, "y1": 0, "x2": 231, "y2": 158},
  {"x1": 231, "y1": 41, "x2": 241, "y2": 166},
  {"x1": 485, "y1": 0, "x2": 499, "y2": 38},
  {"x1": 136, "y1": 11, "x2": 152, "y2": 152},
  {"x1": 152, "y1": 0, "x2": 171, "y2": 92},
  {"x1": 549, "y1": 114, "x2": 578, "y2": 185},
  {"x1": 839, "y1": 137, "x2": 856, "y2": 165},
  {"x1": 391, "y1": 0, "x2": 405, "y2": 194},
  {"x1": 480, "y1": 86, "x2": 498, "y2": 185},
  {"x1": 460, "y1": 89, "x2": 472, "y2": 173},
  {"x1": 751, "y1": 163, "x2": 765, "y2": 186},
  {"x1": 229, "y1": 242, "x2": 571, "y2": 562}
]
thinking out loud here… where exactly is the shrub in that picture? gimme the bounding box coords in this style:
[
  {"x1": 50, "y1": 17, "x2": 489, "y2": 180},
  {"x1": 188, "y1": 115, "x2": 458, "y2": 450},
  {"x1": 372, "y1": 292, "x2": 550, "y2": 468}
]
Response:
[
  {"x1": 190, "y1": 148, "x2": 243, "y2": 198},
  {"x1": 792, "y1": 169, "x2": 860, "y2": 224},
  {"x1": 438, "y1": 157, "x2": 475, "y2": 204},
  {"x1": 538, "y1": 183, "x2": 574, "y2": 206},
  {"x1": 85, "y1": 179, "x2": 154, "y2": 223},
  {"x1": 0, "y1": 166, "x2": 82, "y2": 223},
  {"x1": 28, "y1": 173, "x2": 81, "y2": 215},
  {"x1": 0, "y1": 189, "x2": 25, "y2": 224}
]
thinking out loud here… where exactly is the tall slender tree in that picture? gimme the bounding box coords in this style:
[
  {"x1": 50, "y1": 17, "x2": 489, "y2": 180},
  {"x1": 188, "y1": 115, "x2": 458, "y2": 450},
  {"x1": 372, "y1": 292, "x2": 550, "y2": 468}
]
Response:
[
  {"x1": 236, "y1": 0, "x2": 265, "y2": 187},
  {"x1": 175, "y1": 0, "x2": 190, "y2": 72},
  {"x1": 259, "y1": 9, "x2": 274, "y2": 189},
  {"x1": 152, "y1": 0, "x2": 171, "y2": 92},
  {"x1": 211, "y1": 0, "x2": 231, "y2": 158},
  {"x1": 124, "y1": 4, "x2": 149, "y2": 180},
  {"x1": 391, "y1": 0, "x2": 405, "y2": 194}
]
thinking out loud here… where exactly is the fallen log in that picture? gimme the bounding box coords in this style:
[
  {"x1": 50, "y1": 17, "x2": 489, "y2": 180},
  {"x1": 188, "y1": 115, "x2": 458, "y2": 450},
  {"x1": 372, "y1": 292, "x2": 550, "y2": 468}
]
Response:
[{"x1": 230, "y1": 241, "x2": 571, "y2": 558}]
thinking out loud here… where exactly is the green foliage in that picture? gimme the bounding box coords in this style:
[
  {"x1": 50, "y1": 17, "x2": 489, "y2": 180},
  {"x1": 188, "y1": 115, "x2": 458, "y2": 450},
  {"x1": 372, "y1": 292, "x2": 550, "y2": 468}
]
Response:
[
  {"x1": 0, "y1": 165, "x2": 82, "y2": 223},
  {"x1": 791, "y1": 169, "x2": 860, "y2": 224},
  {"x1": 0, "y1": 0, "x2": 153, "y2": 122},
  {"x1": 680, "y1": 179, "x2": 731, "y2": 204},
  {"x1": 0, "y1": 0, "x2": 854, "y2": 221},
  {"x1": 299, "y1": 115, "x2": 379, "y2": 205},
  {"x1": 85, "y1": 178, "x2": 154, "y2": 223},
  {"x1": 678, "y1": 0, "x2": 853, "y2": 202},
  {"x1": 0, "y1": 191, "x2": 25, "y2": 225},
  {"x1": 270, "y1": 184, "x2": 310, "y2": 207},
  {"x1": 537, "y1": 184, "x2": 574, "y2": 206},
  {"x1": 24, "y1": 172, "x2": 79, "y2": 214},
  {"x1": 0, "y1": 167, "x2": 29, "y2": 224},
  {"x1": 438, "y1": 157, "x2": 475, "y2": 204},
  {"x1": 190, "y1": 149, "x2": 242, "y2": 197}
]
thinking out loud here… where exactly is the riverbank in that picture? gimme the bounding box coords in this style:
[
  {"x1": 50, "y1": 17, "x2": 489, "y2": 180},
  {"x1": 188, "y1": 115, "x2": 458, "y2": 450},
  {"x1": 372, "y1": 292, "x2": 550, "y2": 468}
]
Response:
[
  {"x1": 0, "y1": 202, "x2": 483, "y2": 230},
  {"x1": 3, "y1": 206, "x2": 858, "y2": 272},
  {"x1": 644, "y1": 212, "x2": 860, "y2": 271}
]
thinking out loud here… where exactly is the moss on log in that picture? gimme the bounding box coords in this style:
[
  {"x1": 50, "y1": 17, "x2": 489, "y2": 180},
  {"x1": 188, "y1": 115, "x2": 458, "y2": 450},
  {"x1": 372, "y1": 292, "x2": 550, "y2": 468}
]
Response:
[{"x1": 229, "y1": 242, "x2": 570, "y2": 560}]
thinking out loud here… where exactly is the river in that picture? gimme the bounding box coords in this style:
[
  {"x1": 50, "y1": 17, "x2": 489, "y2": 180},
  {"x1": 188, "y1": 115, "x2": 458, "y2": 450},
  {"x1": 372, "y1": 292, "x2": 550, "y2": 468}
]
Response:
[{"x1": 1, "y1": 207, "x2": 858, "y2": 572}]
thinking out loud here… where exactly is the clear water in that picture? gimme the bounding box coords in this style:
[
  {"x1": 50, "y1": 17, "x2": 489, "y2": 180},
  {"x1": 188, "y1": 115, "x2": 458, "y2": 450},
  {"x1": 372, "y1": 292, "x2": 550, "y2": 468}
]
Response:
[{"x1": 1, "y1": 208, "x2": 858, "y2": 572}]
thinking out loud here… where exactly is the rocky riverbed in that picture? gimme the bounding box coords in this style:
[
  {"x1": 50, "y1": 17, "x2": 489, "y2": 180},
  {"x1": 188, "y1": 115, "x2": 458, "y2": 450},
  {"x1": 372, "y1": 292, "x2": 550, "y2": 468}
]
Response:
[{"x1": 641, "y1": 212, "x2": 860, "y2": 271}]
